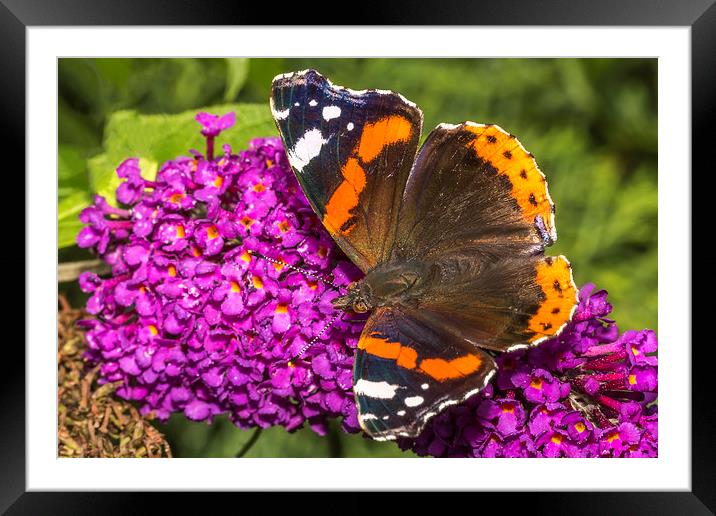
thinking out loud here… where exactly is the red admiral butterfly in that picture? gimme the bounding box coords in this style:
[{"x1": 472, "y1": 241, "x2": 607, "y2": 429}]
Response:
[{"x1": 270, "y1": 69, "x2": 578, "y2": 441}]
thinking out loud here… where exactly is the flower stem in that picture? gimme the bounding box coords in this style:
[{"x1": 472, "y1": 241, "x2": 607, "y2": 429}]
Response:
[
  {"x1": 235, "y1": 427, "x2": 262, "y2": 458},
  {"x1": 207, "y1": 136, "x2": 215, "y2": 161}
]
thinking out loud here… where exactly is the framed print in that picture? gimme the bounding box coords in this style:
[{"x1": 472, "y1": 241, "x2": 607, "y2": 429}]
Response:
[{"x1": 4, "y1": 0, "x2": 710, "y2": 513}]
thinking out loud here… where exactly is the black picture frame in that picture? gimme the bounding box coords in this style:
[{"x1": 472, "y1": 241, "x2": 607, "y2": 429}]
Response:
[{"x1": 6, "y1": 1, "x2": 708, "y2": 513}]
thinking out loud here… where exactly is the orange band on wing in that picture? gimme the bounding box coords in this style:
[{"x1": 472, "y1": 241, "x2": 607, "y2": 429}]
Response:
[
  {"x1": 357, "y1": 115, "x2": 414, "y2": 163},
  {"x1": 359, "y1": 333, "x2": 401, "y2": 358},
  {"x1": 396, "y1": 346, "x2": 418, "y2": 369},
  {"x1": 322, "y1": 115, "x2": 413, "y2": 237},
  {"x1": 359, "y1": 332, "x2": 483, "y2": 381},
  {"x1": 464, "y1": 124, "x2": 555, "y2": 241},
  {"x1": 418, "y1": 354, "x2": 483, "y2": 381},
  {"x1": 323, "y1": 157, "x2": 366, "y2": 235},
  {"x1": 528, "y1": 256, "x2": 578, "y2": 343}
]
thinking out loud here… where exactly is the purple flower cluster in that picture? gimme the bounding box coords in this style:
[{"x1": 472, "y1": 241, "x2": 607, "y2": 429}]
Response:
[
  {"x1": 76, "y1": 110, "x2": 658, "y2": 456},
  {"x1": 77, "y1": 112, "x2": 364, "y2": 435},
  {"x1": 398, "y1": 284, "x2": 658, "y2": 457}
]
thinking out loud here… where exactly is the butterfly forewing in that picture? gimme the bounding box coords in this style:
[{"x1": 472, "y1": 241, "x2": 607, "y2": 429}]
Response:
[{"x1": 270, "y1": 70, "x2": 423, "y2": 272}]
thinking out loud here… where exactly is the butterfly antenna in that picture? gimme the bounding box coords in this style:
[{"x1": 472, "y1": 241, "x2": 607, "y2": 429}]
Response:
[
  {"x1": 248, "y1": 250, "x2": 345, "y2": 291},
  {"x1": 287, "y1": 312, "x2": 342, "y2": 366}
]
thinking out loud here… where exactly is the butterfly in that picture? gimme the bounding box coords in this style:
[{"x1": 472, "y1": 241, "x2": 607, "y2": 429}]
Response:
[{"x1": 270, "y1": 69, "x2": 578, "y2": 441}]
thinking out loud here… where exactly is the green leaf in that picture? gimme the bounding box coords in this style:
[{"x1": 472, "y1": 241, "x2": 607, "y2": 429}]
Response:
[
  {"x1": 88, "y1": 103, "x2": 277, "y2": 204},
  {"x1": 124, "y1": 59, "x2": 228, "y2": 114},
  {"x1": 224, "y1": 58, "x2": 250, "y2": 101},
  {"x1": 93, "y1": 58, "x2": 133, "y2": 91},
  {"x1": 58, "y1": 98, "x2": 101, "y2": 149},
  {"x1": 58, "y1": 144, "x2": 89, "y2": 198},
  {"x1": 58, "y1": 191, "x2": 91, "y2": 249}
]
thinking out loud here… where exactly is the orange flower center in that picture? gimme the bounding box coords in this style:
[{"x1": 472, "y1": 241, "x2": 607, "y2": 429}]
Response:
[
  {"x1": 530, "y1": 378, "x2": 543, "y2": 390},
  {"x1": 275, "y1": 303, "x2": 289, "y2": 314},
  {"x1": 175, "y1": 224, "x2": 185, "y2": 238},
  {"x1": 230, "y1": 281, "x2": 241, "y2": 293},
  {"x1": 550, "y1": 434, "x2": 562, "y2": 445},
  {"x1": 147, "y1": 325, "x2": 158, "y2": 336},
  {"x1": 628, "y1": 374, "x2": 637, "y2": 385},
  {"x1": 207, "y1": 225, "x2": 219, "y2": 240},
  {"x1": 252, "y1": 275, "x2": 264, "y2": 289},
  {"x1": 214, "y1": 176, "x2": 224, "y2": 188},
  {"x1": 273, "y1": 258, "x2": 285, "y2": 272},
  {"x1": 240, "y1": 250, "x2": 252, "y2": 263},
  {"x1": 169, "y1": 193, "x2": 185, "y2": 204},
  {"x1": 278, "y1": 220, "x2": 291, "y2": 233},
  {"x1": 574, "y1": 422, "x2": 586, "y2": 433},
  {"x1": 253, "y1": 183, "x2": 265, "y2": 193},
  {"x1": 167, "y1": 265, "x2": 177, "y2": 277}
]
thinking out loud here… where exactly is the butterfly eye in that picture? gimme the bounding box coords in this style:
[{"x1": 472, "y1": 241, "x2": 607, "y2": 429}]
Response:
[{"x1": 353, "y1": 300, "x2": 368, "y2": 313}]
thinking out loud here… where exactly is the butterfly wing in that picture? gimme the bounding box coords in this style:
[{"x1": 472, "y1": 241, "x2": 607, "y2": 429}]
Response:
[
  {"x1": 395, "y1": 122, "x2": 557, "y2": 262},
  {"x1": 416, "y1": 254, "x2": 578, "y2": 351},
  {"x1": 271, "y1": 69, "x2": 423, "y2": 272},
  {"x1": 395, "y1": 122, "x2": 578, "y2": 351},
  {"x1": 354, "y1": 307, "x2": 496, "y2": 440}
]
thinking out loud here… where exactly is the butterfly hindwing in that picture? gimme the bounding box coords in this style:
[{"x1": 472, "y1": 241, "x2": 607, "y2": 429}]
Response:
[
  {"x1": 271, "y1": 70, "x2": 423, "y2": 272},
  {"x1": 354, "y1": 307, "x2": 497, "y2": 440},
  {"x1": 413, "y1": 254, "x2": 578, "y2": 352}
]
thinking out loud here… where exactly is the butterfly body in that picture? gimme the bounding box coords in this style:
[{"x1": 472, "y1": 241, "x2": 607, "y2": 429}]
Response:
[
  {"x1": 271, "y1": 69, "x2": 578, "y2": 441},
  {"x1": 333, "y1": 259, "x2": 435, "y2": 314}
]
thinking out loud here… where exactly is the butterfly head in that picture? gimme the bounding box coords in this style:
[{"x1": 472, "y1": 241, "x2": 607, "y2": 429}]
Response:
[{"x1": 332, "y1": 281, "x2": 373, "y2": 314}]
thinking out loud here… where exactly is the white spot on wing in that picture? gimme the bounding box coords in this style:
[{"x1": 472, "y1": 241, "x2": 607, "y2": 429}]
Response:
[
  {"x1": 421, "y1": 383, "x2": 429, "y2": 390},
  {"x1": 405, "y1": 396, "x2": 424, "y2": 407},
  {"x1": 309, "y1": 99, "x2": 318, "y2": 107},
  {"x1": 322, "y1": 105, "x2": 341, "y2": 121},
  {"x1": 286, "y1": 129, "x2": 327, "y2": 173},
  {"x1": 354, "y1": 379, "x2": 399, "y2": 399},
  {"x1": 347, "y1": 122, "x2": 354, "y2": 131},
  {"x1": 360, "y1": 413, "x2": 378, "y2": 421},
  {"x1": 397, "y1": 410, "x2": 406, "y2": 416},
  {"x1": 272, "y1": 108, "x2": 289, "y2": 120},
  {"x1": 269, "y1": 98, "x2": 289, "y2": 120}
]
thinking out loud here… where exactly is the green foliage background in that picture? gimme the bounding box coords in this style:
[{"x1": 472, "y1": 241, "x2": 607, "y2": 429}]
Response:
[{"x1": 58, "y1": 58, "x2": 657, "y2": 458}]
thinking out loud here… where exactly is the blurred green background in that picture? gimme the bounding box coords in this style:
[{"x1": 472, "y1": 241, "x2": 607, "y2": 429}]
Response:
[{"x1": 58, "y1": 58, "x2": 657, "y2": 458}]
